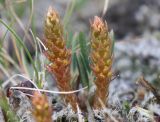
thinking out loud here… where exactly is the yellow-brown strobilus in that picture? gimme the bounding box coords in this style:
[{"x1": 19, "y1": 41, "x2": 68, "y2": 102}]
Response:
[
  {"x1": 32, "y1": 92, "x2": 52, "y2": 122},
  {"x1": 44, "y1": 7, "x2": 77, "y2": 111},
  {"x1": 90, "y1": 16, "x2": 112, "y2": 109}
]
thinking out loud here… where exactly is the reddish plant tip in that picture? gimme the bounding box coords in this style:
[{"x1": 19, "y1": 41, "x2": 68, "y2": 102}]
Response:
[{"x1": 92, "y1": 16, "x2": 105, "y2": 31}]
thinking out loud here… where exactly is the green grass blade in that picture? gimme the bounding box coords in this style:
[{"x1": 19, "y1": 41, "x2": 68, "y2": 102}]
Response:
[
  {"x1": 0, "y1": 0, "x2": 5, "y2": 5},
  {"x1": 0, "y1": 92, "x2": 19, "y2": 122},
  {"x1": 0, "y1": 26, "x2": 10, "y2": 52},
  {"x1": 0, "y1": 50, "x2": 21, "y2": 72},
  {"x1": 78, "y1": 32, "x2": 91, "y2": 72},
  {"x1": 71, "y1": 34, "x2": 78, "y2": 72},
  {"x1": 74, "y1": 0, "x2": 88, "y2": 10},
  {"x1": 63, "y1": 0, "x2": 76, "y2": 30},
  {"x1": 0, "y1": 19, "x2": 39, "y2": 83},
  {"x1": 76, "y1": 53, "x2": 89, "y2": 88}
]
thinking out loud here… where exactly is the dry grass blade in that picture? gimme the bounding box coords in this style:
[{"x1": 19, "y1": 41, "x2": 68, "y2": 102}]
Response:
[
  {"x1": 2, "y1": 74, "x2": 39, "y2": 90},
  {"x1": 76, "y1": 103, "x2": 84, "y2": 122},
  {"x1": 103, "y1": 0, "x2": 109, "y2": 16},
  {"x1": 99, "y1": 98, "x2": 119, "y2": 122},
  {"x1": 136, "y1": 76, "x2": 160, "y2": 103},
  {"x1": 10, "y1": 86, "x2": 88, "y2": 95},
  {"x1": 1, "y1": 49, "x2": 21, "y2": 71},
  {"x1": 15, "y1": 0, "x2": 26, "y2": 4},
  {"x1": 11, "y1": 35, "x2": 24, "y2": 71},
  {"x1": 5, "y1": 0, "x2": 34, "y2": 47}
]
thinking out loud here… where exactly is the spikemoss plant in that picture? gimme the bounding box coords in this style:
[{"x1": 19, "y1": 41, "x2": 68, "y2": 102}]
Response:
[
  {"x1": 44, "y1": 7, "x2": 113, "y2": 111},
  {"x1": 32, "y1": 92, "x2": 52, "y2": 122},
  {"x1": 44, "y1": 7, "x2": 77, "y2": 111},
  {"x1": 90, "y1": 16, "x2": 112, "y2": 109}
]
